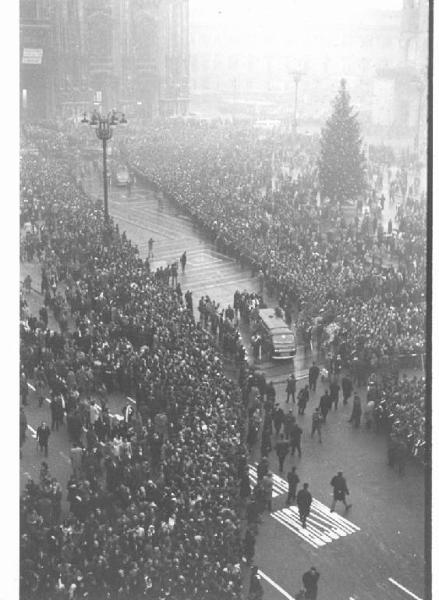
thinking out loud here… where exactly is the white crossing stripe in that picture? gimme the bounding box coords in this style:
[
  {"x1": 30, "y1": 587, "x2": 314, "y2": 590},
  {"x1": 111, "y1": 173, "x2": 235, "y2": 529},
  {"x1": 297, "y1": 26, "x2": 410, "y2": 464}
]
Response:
[
  {"x1": 258, "y1": 569, "x2": 296, "y2": 600},
  {"x1": 27, "y1": 425, "x2": 37, "y2": 438},
  {"x1": 388, "y1": 578, "x2": 423, "y2": 600},
  {"x1": 249, "y1": 465, "x2": 360, "y2": 547},
  {"x1": 271, "y1": 503, "x2": 360, "y2": 548},
  {"x1": 248, "y1": 465, "x2": 285, "y2": 498}
]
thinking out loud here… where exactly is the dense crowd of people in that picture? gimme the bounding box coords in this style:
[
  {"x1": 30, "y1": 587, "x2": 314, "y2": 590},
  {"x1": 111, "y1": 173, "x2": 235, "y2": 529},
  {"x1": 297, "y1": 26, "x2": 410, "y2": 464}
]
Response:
[
  {"x1": 368, "y1": 372, "x2": 426, "y2": 460},
  {"x1": 124, "y1": 120, "x2": 425, "y2": 371},
  {"x1": 19, "y1": 121, "x2": 426, "y2": 599},
  {"x1": 20, "y1": 149, "x2": 255, "y2": 599}
]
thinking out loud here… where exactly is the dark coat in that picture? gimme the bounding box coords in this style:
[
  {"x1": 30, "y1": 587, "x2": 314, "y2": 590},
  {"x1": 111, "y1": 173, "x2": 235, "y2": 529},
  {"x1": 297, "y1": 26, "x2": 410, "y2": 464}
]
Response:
[{"x1": 297, "y1": 489, "x2": 312, "y2": 511}]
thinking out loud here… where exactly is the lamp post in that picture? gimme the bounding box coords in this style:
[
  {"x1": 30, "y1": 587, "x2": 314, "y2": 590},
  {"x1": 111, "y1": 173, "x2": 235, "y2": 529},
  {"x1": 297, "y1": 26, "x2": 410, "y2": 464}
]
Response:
[
  {"x1": 289, "y1": 70, "x2": 304, "y2": 133},
  {"x1": 81, "y1": 109, "x2": 127, "y2": 221}
]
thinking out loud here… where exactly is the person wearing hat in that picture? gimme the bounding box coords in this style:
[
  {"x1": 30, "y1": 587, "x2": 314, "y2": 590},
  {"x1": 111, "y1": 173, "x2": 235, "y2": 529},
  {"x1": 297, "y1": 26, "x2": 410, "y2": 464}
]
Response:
[
  {"x1": 330, "y1": 471, "x2": 351, "y2": 512},
  {"x1": 302, "y1": 566, "x2": 320, "y2": 599}
]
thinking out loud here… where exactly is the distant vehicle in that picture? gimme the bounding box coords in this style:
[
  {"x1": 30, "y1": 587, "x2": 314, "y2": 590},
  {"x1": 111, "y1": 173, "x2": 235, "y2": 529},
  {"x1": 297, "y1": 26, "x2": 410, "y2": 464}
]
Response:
[
  {"x1": 114, "y1": 164, "x2": 130, "y2": 186},
  {"x1": 252, "y1": 308, "x2": 296, "y2": 360}
]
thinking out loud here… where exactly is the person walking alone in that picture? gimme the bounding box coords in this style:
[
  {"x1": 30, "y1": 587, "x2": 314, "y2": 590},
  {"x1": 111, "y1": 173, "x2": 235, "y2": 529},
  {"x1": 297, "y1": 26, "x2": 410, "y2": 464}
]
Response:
[
  {"x1": 275, "y1": 434, "x2": 290, "y2": 474},
  {"x1": 297, "y1": 385, "x2": 309, "y2": 415},
  {"x1": 36, "y1": 421, "x2": 51, "y2": 457},
  {"x1": 290, "y1": 418, "x2": 303, "y2": 458},
  {"x1": 286, "y1": 374, "x2": 296, "y2": 403},
  {"x1": 311, "y1": 408, "x2": 322, "y2": 443},
  {"x1": 297, "y1": 483, "x2": 313, "y2": 528},
  {"x1": 330, "y1": 471, "x2": 351, "y2": 512},
  {"x1": 302, "y1": 567, "x2": 320, "y2": 599}
]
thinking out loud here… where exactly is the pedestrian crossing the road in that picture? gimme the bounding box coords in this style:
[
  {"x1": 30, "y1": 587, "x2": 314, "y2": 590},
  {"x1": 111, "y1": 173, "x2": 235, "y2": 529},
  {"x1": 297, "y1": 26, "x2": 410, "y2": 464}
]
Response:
[
  {"x1": 249, "y1": 465, "x2": 360, "y2": 548},
  {"x1": 272, "y1": 503, "x2": 360, "y2": 549}
]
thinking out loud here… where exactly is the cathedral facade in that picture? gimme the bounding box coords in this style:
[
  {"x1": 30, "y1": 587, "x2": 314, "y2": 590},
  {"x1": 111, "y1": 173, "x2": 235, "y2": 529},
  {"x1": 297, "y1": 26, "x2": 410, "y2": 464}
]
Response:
[{"x1": 20, "y1": 0, "x2": 190, "y2": 120}]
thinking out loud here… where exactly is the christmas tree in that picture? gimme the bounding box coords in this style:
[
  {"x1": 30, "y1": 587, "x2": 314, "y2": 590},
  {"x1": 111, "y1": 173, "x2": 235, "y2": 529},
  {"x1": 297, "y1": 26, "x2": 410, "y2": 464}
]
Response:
[{"x1": 318, "y1": 79, "x2": 367, "y2": 203}]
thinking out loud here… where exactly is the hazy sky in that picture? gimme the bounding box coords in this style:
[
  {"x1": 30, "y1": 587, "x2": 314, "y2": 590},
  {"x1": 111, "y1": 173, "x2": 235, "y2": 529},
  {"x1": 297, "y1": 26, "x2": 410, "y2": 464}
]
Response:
[
  {"x1": 190, "y1": 0, "x2": 404, "y2": 61},
  {"x1": 191, "y1": 0, "x2": 403, "y2": 50}
]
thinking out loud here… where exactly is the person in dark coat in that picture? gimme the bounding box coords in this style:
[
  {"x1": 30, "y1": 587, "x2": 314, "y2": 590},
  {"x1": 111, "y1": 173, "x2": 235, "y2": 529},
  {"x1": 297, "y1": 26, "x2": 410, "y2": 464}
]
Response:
[
  {"x1": 286, "y1": 374, "x2": 296, "y2": 403},
  {"x1": 290, "y1": 419, "x2": 303, "y2": 458},
  {"x1": 256, "y1": 457, "x2": 269, "y2": 481},
  {"x1": 275, "y1": 434, "x2": 290, "y2": 473},
  {"x1": 297, "y1": 483, "x2": 312, "y2": 528},
  {"x1": 341, "y1": 376, "x2": 353, "y2": 405},
  {"x1": 329, "y1": 380, "x2": 340, "y2": 410},
  {"x1": 308, "y1": 363, "x2": 320, "y2": 392},
  {"x1": 311, "y1": 408, "x2": 322, "y2": 443},
  {"x1": 283, "y1": 410, "x2": 295, "y2": 440},
  {"x1": 243, "y1": 528, "x2": 256, "y2": 564},
  {"x1": 297, "y1": 385, "x2": 309, "y2": 415},
  {"x1": 348, "y1": 394, "x2": 362, "y2": 428},
  {"x1": 319, "y1": 391, "x2": 331, "y2": 423},
  {"x1": 273, "y1": 405, "x2": 285, "y2": 436},
  {"x1": 286, "y1": 466, "x2": 300, "y2": 506},
  {"x1": 302, "y1": 567, "x2": 320, "y2": 599},
  {"x1": 249, "y1": 566, "x2": 264, "y2": 600},
  {"x1": 50, "y1": 396, "x2": 63, "y2": 431},
  {"x1": 36, "y1": 421, "x2": 51, "y2": 457},
  {"x1": 330, "y1": 471, "x2": 351, "y2": 512}
]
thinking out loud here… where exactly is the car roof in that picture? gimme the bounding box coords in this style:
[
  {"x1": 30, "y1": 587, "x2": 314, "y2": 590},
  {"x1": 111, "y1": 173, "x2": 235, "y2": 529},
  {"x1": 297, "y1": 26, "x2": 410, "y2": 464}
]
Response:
[{"x1": 257, "y1": 309, "x2": 293, "y2": 333}]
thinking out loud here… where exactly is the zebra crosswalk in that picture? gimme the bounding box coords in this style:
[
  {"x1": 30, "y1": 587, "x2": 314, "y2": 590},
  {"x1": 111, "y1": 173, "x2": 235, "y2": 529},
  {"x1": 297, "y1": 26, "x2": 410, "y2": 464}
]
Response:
[
  {"x1": 272, "y1": 502, "x2": 360, "y2": 549},
  {"x1": 248, "y1": 464, "x2": 361, "y2": 548},
  {"x1": 248, "y1": 465, "x2": 287, "y2": 498}
]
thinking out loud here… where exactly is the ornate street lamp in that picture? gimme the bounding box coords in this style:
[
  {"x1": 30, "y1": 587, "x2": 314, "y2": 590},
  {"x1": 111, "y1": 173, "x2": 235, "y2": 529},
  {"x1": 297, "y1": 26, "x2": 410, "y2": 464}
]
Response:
[
  {"x1": 289, "y1": 70, "x2": 305, "y2": 133},
  {"x1": 81, "y1": 109, "x2": 127, "y2": 221}
]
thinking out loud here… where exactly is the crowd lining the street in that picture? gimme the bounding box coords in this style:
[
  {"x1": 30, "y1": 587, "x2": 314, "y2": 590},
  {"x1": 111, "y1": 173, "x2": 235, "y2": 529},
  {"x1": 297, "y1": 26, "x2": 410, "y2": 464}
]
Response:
[
  {"x1": 124, "y1": 120, "x2": 425, "y2": 456},
  {"x1": 19, "y1": 122, "x2": 426, "y2": 599},
  {"x1": 20, "y1": 150, "x2": 252, "y2": 599}
]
